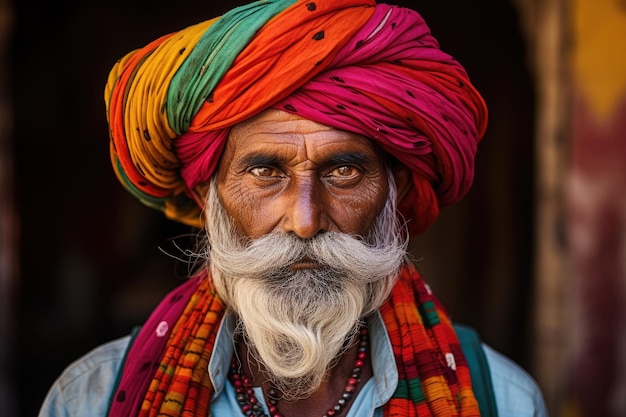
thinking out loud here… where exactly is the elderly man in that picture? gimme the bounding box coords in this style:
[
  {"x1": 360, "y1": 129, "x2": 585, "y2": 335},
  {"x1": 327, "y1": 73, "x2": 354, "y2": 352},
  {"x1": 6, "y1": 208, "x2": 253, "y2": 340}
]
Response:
[{"x1": 39, "y1": 0, "x2": 547, "y2": 416}]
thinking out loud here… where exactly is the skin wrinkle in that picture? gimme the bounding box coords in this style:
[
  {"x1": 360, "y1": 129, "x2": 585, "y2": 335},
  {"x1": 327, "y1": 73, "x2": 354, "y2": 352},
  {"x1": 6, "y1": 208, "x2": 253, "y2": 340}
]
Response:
[{"x1": 216, "y1": 109, "x2": 390, "y2": 240}]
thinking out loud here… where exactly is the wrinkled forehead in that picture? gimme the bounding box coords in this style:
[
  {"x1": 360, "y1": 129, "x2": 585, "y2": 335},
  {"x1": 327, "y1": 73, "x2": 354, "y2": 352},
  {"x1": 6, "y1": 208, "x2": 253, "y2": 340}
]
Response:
[{"x1": 223, "y1": 108, "x2": 394, "y2": 167}]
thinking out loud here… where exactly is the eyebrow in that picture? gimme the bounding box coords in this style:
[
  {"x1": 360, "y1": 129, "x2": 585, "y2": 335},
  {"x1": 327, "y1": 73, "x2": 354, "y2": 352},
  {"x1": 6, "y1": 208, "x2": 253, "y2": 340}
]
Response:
[
  {"x1": 237, "y1": 151, "x2": 375, "y2": 170},
  {"x1": 239, "y1": 153, "x2": 286, "y2": 169},
  {"x1": 325, "y1": 152, "x2": 372, "y2": 166}
]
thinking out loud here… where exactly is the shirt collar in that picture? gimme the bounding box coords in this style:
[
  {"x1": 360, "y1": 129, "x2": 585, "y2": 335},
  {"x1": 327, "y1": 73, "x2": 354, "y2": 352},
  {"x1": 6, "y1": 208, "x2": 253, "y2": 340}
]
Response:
[
  {"x1": 208, "y1": 310, "x2": 398, "y2": 406},
  {"x1": 208, "y1": 312, "x2": 236, "y2": 397},
  {"x1": 368, "y1": 310, "x2": 399, "y2": 407}
]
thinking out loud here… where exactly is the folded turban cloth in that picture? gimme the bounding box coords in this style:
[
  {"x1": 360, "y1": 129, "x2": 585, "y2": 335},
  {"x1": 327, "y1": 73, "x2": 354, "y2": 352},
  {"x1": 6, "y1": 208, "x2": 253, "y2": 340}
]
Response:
[{"x1": 105, "y1": 0, "x2": 488, "y2": 235}]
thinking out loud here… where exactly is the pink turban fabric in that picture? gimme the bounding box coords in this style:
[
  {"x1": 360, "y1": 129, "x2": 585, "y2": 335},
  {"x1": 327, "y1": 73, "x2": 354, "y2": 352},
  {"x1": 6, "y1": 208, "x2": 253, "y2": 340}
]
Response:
[{"x1": 105, "y1": 0, "x2": 487, "y2": 235}]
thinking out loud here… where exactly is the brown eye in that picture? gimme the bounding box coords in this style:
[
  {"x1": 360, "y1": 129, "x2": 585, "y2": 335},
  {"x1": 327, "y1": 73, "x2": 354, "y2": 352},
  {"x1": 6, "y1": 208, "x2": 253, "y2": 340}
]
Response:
[
  {"x1": 250, "y1": 166, "x2": 279, "y2": 178},
  {"x1": 325, "y1": 165, "x2": 362, "y2": 188},
  {"x1": 330, "y1": 166, "x2": 358, "y2": 177}
]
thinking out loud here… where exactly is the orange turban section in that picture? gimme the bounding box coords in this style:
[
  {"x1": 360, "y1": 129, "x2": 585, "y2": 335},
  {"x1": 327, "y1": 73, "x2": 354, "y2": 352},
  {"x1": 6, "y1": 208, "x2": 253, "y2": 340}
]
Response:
[{"x1": 105, "y1": 0, "x2": 487, "y2": 235}]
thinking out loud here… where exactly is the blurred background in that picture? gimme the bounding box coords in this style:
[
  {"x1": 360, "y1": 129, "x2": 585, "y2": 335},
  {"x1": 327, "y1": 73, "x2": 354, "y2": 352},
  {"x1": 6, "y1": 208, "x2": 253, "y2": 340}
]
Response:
[{"x1": 1, "y1": 0, "x2": 625, "y2": 416}]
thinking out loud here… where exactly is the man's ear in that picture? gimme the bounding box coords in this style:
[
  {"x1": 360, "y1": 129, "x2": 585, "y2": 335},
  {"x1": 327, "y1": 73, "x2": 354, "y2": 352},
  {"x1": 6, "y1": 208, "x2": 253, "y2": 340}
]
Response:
[{"x1": 391, "y1": 164, "x2": 412, "y2": 203}]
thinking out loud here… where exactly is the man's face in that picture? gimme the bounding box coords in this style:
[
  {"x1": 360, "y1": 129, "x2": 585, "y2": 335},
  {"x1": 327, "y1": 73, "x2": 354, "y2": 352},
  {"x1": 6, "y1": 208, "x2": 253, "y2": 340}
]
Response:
[
  {"x1": 215, "y1": 108, "x2": 390, "y2": 241},
  {"x1": 208, "y1": 109, "x2": 406, "y2": 399}
]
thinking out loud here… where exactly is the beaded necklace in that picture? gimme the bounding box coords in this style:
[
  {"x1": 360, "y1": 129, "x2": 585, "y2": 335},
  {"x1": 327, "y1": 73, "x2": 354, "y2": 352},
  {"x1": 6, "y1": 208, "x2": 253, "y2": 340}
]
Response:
[{"x1": 229, "y1": 327, "x2": 369, "y2": 417}]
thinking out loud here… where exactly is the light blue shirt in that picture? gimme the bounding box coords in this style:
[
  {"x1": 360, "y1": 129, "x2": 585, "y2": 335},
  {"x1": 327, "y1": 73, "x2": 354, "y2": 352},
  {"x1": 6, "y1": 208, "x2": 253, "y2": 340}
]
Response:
[{"x1": 39, "y1": 312, "x2": 548, "y2": 417}]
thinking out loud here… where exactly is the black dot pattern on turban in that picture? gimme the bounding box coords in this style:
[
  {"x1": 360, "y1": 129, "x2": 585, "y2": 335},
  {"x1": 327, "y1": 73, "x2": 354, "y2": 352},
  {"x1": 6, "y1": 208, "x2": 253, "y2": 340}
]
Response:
[{"x1": 105, "y1": 0, "x2": 487, "y2": 235}]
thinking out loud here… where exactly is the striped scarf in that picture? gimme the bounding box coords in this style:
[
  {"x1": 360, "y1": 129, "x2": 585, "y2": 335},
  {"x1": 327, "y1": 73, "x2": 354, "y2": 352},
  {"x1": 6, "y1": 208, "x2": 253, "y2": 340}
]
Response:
[{"x1": 108, "y1": 263, "x2": 480, "y2": 416}]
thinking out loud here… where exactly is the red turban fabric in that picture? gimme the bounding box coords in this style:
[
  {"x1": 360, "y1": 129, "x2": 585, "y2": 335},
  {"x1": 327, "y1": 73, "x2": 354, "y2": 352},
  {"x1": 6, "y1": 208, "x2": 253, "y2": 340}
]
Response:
[{"x1": 105, "y1": 0, "x2": 487, "y2": 235}]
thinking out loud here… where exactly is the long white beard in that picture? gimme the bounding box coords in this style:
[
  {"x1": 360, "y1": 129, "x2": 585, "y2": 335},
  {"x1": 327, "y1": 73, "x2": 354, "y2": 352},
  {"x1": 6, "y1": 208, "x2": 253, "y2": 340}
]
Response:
[{"x1": 204, "y1": 175, "x2": 407, "y2": 400}]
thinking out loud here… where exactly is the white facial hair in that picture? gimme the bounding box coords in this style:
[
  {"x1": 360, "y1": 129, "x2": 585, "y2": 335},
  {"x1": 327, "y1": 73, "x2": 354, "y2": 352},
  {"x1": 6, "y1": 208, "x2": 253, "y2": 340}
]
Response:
[{"x1": 203, "y1": 173, "x2": 407, "y2": 400}]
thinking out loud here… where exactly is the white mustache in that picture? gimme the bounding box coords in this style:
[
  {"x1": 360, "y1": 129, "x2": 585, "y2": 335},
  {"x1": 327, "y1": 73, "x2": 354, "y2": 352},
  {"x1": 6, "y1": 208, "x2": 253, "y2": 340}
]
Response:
[{"x1": 209, "y1": 231, "x2": 406, "y2": 285}]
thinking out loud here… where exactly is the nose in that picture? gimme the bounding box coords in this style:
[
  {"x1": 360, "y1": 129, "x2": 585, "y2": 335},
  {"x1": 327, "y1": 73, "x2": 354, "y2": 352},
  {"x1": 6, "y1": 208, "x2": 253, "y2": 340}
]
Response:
[{"x1": 282, "y1": 179, "x2": 329, "y2": 239}]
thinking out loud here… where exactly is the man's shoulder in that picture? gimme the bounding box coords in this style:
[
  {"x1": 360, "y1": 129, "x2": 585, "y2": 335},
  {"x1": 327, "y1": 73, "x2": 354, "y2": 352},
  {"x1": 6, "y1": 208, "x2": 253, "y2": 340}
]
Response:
[
  {"x1": 38, "y1": 336, "x2": 131, "y2": 417},
  {"x1": 483, "y1": 344, "x2": 549, "y2": 417},
  {"x1": 54, "y1": 336, "x2": 130, "y2": 389}
]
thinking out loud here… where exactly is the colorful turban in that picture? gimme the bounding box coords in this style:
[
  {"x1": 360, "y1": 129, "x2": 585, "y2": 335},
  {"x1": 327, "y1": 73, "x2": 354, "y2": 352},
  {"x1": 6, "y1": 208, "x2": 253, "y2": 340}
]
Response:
[{"x1": 105, "y1": 0, "x2": 488, "y2": 235}]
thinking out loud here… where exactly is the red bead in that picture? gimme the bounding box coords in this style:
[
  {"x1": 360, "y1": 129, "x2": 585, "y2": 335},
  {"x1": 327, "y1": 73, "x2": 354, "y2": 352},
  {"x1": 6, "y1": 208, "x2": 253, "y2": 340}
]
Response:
[{"x1": 229, "y1": 326, "x2": 370, "y2": 417}]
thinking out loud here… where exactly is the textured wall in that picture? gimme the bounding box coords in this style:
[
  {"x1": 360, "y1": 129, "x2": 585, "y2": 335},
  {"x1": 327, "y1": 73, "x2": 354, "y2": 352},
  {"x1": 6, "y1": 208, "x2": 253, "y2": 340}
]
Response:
[{"x1": 564, "y1": 0, "x2": 626, "y2": 415}]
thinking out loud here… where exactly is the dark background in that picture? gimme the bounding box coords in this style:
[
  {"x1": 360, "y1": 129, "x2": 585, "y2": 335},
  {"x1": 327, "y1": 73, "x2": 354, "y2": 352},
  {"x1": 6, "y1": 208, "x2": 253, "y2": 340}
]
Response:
[{"x1": 9, "y1": 1, "x2": 535, "y2": 415}]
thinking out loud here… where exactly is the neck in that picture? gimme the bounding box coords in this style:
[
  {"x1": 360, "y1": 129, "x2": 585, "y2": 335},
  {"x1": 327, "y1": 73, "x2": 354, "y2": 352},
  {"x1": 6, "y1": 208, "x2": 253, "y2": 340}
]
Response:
[{"x1": 234, "y1": 329, "x2": 372, "y2": 417}]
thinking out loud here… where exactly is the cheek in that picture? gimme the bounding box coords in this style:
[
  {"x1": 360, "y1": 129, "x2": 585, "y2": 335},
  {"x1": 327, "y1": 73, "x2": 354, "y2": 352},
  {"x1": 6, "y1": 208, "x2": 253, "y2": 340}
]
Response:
[
  {"x1": 216, "y1": 178, "x2": 280, "y2": 237},
  {"x1": 216, "y1": 179, "x2": 251, "y2": 231},
  {"x1": 333, "y1": 175, "x2": 389, "y2": 235}
]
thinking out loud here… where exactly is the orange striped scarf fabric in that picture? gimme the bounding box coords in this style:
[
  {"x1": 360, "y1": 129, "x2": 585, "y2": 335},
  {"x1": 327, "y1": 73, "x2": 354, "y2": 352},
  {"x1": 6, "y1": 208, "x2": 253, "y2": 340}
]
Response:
[
  {"x1": 108, "y1": 263, "x2": 480, "y2": 416},
  {"x1": 381, "y1": 265, "x2": 480, "y2": 416}
]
